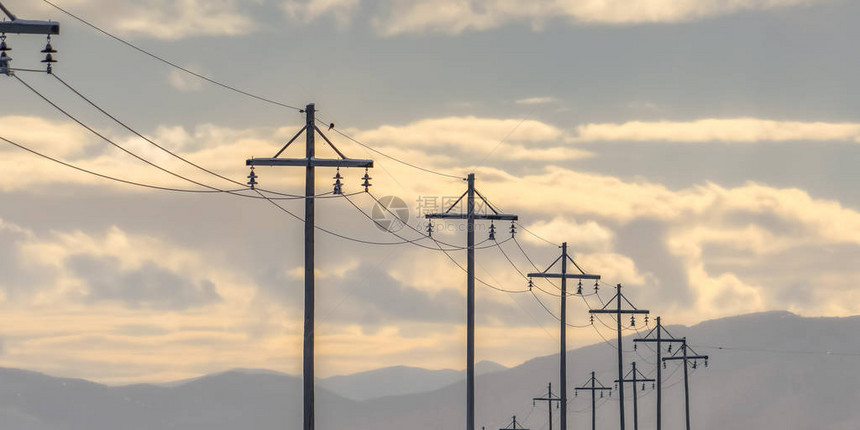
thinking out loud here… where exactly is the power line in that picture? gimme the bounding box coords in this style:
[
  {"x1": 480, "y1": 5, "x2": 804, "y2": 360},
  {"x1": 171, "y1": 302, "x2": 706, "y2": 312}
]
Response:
[
  {"x1": 15, "y1": 74, "x2": 230, "y2": 193},
  {"x1": 0, "y1": 134, "x2": 241, "y2": 193},
  {"x1": 42, "y1": 0, "x2": 464, "y2": 182},
  {"x1": 324, "y1": 123, "x2": 465, "y2": 180},
  {"x1": 692, "y1": 344, "x2": 860, "y2": 357},
  {"x1": 51, "y1": 72, "x2": 250, "y2": 189},
  {"x1": 41, "y1": 0, "x2": 304, "y2": 111}
]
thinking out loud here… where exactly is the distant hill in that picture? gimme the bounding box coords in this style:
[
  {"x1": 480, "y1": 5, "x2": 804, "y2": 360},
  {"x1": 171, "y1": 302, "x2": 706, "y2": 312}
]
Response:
[
  {"x1": 0, "y1": 311, "x2": 858, "y2": 429},
  {"x1": 318, "y1": 360, "x2": 506, "y2": 401}
]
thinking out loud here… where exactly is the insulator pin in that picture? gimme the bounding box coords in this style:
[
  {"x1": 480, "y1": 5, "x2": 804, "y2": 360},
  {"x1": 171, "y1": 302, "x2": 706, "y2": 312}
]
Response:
[{"x1": 247, "y1": 166, "x2": 258, "y2": 189}]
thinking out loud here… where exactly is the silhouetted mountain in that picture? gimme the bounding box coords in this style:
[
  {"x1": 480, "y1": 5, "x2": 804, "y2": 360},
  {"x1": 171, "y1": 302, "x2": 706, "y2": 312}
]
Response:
[
  {"x1": 0, "y1": 311, "x2": 857, "y2": 429},
  {"x1": 319, "y1": 360, "x2": 506, "y2": 401}
]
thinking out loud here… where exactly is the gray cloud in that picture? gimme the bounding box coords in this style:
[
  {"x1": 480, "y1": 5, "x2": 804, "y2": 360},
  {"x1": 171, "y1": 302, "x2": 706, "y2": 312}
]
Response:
[{"x1": 66, "y1": 255, "x2": 220, "y2": 310}]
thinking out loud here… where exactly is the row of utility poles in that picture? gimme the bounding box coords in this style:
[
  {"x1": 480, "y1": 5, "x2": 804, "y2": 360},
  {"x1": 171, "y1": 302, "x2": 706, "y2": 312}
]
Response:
[
  {"x1": 506, "y1": 292, "x2": 708, "y2": 430},
  {"x1": 248, "y1": 103, "x2": 711, "y2": 430},
  {"x1": 3, "y1": 1, "x2": 709, "y2": 427}
]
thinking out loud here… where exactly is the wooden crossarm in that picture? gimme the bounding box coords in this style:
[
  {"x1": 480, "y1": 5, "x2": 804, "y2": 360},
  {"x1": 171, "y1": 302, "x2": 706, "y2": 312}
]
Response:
[
  {"x1": 247, "y1": 157, "x2": 373, "y2": 168},
  {"x1": 528, "y1": 273, "x2": 600, "y2": 280}
]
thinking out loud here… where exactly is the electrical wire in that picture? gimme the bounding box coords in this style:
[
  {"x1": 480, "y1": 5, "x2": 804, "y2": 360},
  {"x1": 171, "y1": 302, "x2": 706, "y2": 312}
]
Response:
[
  {"x1": 41, "y1": 0, "x2": 303, "y2": 112},
  {"x1": 0, "y1": 134, "x2": 243, "y2": 193},
  {"x1": 15, "y1": 74, "x2": 239, "y2": 194},
  {"x1": 529, "y1": 290, "x2": 593, "y2": 328},
  {"x1": 320, "y1": 120, "x2": 464, "y2": 180},
  {"x1": 692, "y1": 344, "x2": 860, "y2": 357},
  {"x1": 256, "y1": 190, "x2": 440, "y2": 246},
  {"x1": 52, "y1": 73, "x2": 254, "y2": 189},
  {"x1": 364, "y1": 191, "x2": 511, "y2": 251},
  {"x1": 342, "y1": 192, "x2": 513, "y2": 252},
  {"x1": 42, "y1": 0, "x2": 466, "y2": 182}
]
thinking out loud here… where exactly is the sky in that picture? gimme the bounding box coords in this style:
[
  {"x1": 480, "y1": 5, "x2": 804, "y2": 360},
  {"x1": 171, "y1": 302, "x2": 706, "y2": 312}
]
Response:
[{"x1": 0, "y1": 0, "x2": 858, "y2": 385}]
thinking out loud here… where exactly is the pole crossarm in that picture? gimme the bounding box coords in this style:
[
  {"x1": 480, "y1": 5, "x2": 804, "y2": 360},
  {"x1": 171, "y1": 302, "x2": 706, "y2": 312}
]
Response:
[
  {"x1": 0, "y1": 2, "x2": 60, "y2": 34},
  {"x1": 0, "y1": 19, "x2": 60, "y2": 35},
  {"x1": 662, "y1": 355, "x2": 709, "y2": 362},
  {"x1": 247, "y1": 158, "x2": 372, "y2": 168},
  {"x1": 425, "y1": 213, "x2": 517, "y2": 220},
  {"x1": 614, "y1": 362, "x2": 655, "y2": 386},
  {"x1": 574, "y1": 386, "x2": 613, "y2": 392},
  {"x1": 589, "y1": 309, "x2": 649, "y2": 314},
  {"x1": 426, "y1": 181, "x2": 516, "y2": 222},
  {"x1": 528, "y1": 273, "x2": 600, "y2": 280},
  {"x1": 633, "y1": 338, "x2": 685, "y2": 343},
  {"x1": 499, "y1": 415, "x2": 530, "y2": 430}
]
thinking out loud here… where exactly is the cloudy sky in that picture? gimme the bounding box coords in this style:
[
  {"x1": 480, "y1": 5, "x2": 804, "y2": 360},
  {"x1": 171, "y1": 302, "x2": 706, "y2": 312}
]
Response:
[{"x1": 0, "y1": 0, "x2": 858, "y2": 384}]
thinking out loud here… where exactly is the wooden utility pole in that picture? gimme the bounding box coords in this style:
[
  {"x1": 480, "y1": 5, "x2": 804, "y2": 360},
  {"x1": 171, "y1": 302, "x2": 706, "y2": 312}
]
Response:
[
  {"x1": 246, "y1": 104, "x2": 373, "y2": 430},
  {"x1": 662, "y1": 339, "x2": 709, "y2": 430},
  {"x1": 614, "y1": 362, "x2": 655, "y2": 430},
  {"x1": 589, "y1": 284, "x2": 649, "y2": 430},
  {"x1": 533, "y1": 382, "x2": 562, "y2": 430},
  {"x1": 633, "y1": 316, "x2": 685, "y2": 430},
  {"x1": 426, "y1": 173, "x2": 517, "y2": 430},
  {"x1": 528, "y1": 242, "x2": 600, "y2": 430},
  {"x1": 574, "y1": 371, "x2": 613, "y2": 430}
]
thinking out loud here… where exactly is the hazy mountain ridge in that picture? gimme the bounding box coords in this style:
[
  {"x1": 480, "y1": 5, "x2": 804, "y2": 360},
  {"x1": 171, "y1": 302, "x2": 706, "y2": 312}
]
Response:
[
  {"x1": 0, "y1": 311, "x2": 858, "y2": 429},
  {"x1": 319, "y1": 360, "x2": 507, "y2": 401}
]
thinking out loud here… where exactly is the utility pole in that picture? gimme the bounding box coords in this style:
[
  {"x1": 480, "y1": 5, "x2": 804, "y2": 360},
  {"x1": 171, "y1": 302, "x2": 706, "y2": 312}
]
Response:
[
  {"x1": 528, "y1": 242, "x2": 600, "y2": 430},
  {"x1": 0, "y1": 0, "x2": 60, "y2": 76},
  {"x1": 426, "y1": 173, "x2": 517, "y2": 430},
  {"x1": 589, "y1": 284, "x2": 649, "y2": 430},
  {"x1": 632, "y1": 316, "x2": 685, "y2": 430},
  {"x1": 246, "y1": 104, "x2": 373, "y2": 430},
  {"x1": 662, "y1": 339, "x2": 709, "y2": 430},
  {"x1": 614, "y1": 362, "x2": 655, "y2": 430},
  {"x1": 499, "y1": 415, "x2": 530, "y2": 430},
  {"x1": 533, "y1": 382, "x2": 562, "y2": 430},
  {"x1": 574, "y1": 371, "x2": 613, "y2": 430}
]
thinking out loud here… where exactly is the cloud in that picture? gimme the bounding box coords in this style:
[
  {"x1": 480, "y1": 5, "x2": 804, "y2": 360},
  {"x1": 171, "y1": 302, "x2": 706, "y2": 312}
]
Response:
[
  {"x1": 67, "y1": 255, "x2": 220, "y2": 310},
  {"x1": 351, "y1": 116, "x2": 590, "y2": 162},
  {"x1": 25, "y1": 0, "x2": 256, "y2": 40},
  {"x1": 283, "y1": 0, "x2": 359, "y2": 27},
  {"x1": 9, "y1": 226, "x2": 236, "y2": 310},
  {"x1": 373, "y1": 0, "x2": 829, "y2": 35},
  {"x1": 574, "y1": 118, "x2": 860, "y2": 143},
  {"x1": 515, "y1": 97, "x2": 559, "y2": 105},
  {"x1": 522, "y1": 217, "x2": 614, "y2": 252},
  {"x1": 168, "y1": 68, "x2": 205, "y2": 92}
]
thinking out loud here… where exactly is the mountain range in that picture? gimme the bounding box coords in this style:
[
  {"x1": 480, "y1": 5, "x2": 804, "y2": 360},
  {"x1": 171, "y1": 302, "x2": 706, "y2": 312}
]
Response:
[{"x1": 0, "y1": 311, "x2": 857, "y2": 429}]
